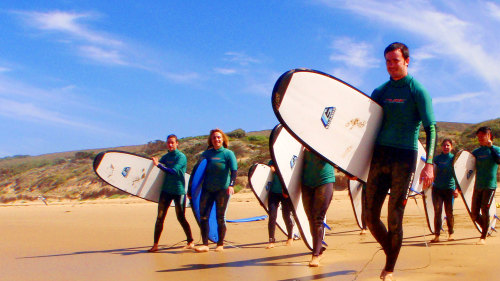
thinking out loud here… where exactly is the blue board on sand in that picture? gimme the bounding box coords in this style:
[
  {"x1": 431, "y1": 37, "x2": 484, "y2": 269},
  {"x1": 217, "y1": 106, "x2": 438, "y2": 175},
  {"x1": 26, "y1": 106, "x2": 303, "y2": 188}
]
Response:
[
  {"x1": 189, "y1": 159, "x2": 218, "y2": 243},
  {"x1": 227, "y1": 215, "x2": 268, "y2": 223}
]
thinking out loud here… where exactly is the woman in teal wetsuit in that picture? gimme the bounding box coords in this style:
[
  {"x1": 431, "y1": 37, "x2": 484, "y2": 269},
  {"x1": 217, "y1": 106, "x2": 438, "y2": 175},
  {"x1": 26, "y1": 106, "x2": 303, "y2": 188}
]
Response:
[
  {"x1": 301, "y1": 149, "x2": 335, "y2": 267},
  {"x1": 148, "y1": 134, "x2": 194, "y2": 252},
  {"x1": 192, "y1": 129, "x2": 238, "y2": 252},
  {"x1": 430, "y1": 139, "x2": 458, "y2": 243}
]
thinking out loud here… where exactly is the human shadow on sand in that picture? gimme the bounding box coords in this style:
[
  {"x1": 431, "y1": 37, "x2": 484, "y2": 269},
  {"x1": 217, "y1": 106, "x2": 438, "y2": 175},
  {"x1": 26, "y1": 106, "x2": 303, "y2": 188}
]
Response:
[
  {"x1": 17, "y1": 240, "x2": 274, "y2": 259},
  {"x1": 157, "y1": 251, "x2": 355, "y2": 279},
  {"x1": 17, "y1": 244, "x2": 189, "y2": 259}
]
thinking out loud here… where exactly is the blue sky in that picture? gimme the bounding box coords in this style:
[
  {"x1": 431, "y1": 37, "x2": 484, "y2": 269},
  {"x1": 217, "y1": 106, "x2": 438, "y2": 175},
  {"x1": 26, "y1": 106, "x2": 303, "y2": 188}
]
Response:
[{"x1": 1, "y1": 0, "x2": 499, "y2": 157}]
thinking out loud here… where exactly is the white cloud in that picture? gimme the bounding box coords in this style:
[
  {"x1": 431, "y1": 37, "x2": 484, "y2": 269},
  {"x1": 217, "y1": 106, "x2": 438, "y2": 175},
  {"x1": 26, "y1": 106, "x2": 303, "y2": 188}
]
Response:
[
  {"x1": 224, "y1": 52, "x2": 260, "y2": 66},
  {"x1": 329, "y1": 37, "x2": 379, "y2": 69},
  {"x1": 486, "y1": 1, "x2": 500, "y2": 20},
  {"x1": 79, "y1": 45, "x2": 128, "y2": 66},
  {"x1": 13, "y1": 10, "x2": 201, "y2": 84},
  {"x1": 321, "y1": 0, "x2": 500, "y2": 89},
  {"x1": 161, "y1": 72, "x2": 200, "y2": 83},
  {"x1": 0, "y1": 66, "x2": 11, "y2": 73},
  {"x1": 433, "y1": 92, "x2": 483, "y2": 104},
  {"x1": 214, "y1": 68, "x2": 237, "y2": 75},
  {"x1": 0, "y1": 97, "x2": 97, "y2": 130},
  {"x1": 19, "y1": 11, "x2": 122, "y2": 46}
]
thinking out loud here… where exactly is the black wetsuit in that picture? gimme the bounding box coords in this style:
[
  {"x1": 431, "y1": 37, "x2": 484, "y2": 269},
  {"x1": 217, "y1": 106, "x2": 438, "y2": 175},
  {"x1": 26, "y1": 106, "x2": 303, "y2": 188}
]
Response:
[
  {"x1": 367, "y1": 74, "x2": 436, "y2": 272},
  {"x1": 301, "y1": 150, "x2": 335, "y2": 256}
]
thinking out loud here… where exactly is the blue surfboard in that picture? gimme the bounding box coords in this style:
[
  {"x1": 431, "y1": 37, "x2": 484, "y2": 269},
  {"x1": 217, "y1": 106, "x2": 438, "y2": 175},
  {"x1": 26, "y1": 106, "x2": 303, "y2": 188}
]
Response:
[{"x1": 189, "y1": 159, "x2": 218, "y2": 243}]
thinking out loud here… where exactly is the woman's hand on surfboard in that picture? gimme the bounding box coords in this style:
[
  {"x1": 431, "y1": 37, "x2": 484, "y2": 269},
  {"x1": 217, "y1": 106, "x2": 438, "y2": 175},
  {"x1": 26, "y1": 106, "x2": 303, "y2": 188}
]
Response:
[{"x1": 228, "y1": 186, "x2": 234, "y2": 195}]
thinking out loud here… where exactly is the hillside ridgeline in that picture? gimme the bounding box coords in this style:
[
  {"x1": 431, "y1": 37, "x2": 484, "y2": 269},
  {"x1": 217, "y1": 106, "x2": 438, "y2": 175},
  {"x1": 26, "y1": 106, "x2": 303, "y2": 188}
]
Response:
[{"x1": 1, "y1": 119, "x2": 499, "y2": 203}]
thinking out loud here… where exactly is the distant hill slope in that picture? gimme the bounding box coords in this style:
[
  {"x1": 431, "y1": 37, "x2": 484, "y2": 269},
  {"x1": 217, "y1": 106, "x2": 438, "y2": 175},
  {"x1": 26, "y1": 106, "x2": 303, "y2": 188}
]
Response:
[{"x1": 1, "y1": 119, "x2": 499, "y2": 203}]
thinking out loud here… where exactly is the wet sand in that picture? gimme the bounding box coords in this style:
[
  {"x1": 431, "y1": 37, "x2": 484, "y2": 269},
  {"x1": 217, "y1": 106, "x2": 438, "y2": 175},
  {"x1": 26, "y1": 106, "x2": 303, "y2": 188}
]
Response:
[{"x1": 1, "y1": 191, "x2": 499, "y2": 281}]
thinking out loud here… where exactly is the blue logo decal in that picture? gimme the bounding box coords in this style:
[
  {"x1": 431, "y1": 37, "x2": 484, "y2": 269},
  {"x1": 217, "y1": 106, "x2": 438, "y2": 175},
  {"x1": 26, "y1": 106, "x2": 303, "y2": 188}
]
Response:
[
  {"x1": 266, "y1": 181, "x2": 271, "y2": 191},
  {"x1": 122, "y1": 167, "x2": 131, "y2": 177},
  {"x1": 290, "y1": 155, "x2": 298, "y2": 169},
  {"x1": 321, "y1": 107, "x2": 336, "y2": 129},
  {"x1": 466, "y1": 169, "x2": 473, "y2": 179}
]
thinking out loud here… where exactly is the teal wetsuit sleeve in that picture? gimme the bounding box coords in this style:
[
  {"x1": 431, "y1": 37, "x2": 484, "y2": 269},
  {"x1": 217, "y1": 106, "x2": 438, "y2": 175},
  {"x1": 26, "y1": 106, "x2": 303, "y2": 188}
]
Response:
[
  {"x1": 228, "y1": 150, "x2": 238, "y2": 186},
  {"x1": 413, "y1": 80, "x2": 436, "y2": 163},
  {"x1": 171, "y1": 153, "x2": 187, "y2": 177},
  {"x1": 424, "y1": 124, "x2": 437, "y2": 164},
  {"x1": 491, "y1": 146, "x2": 500, "y2": 164}
]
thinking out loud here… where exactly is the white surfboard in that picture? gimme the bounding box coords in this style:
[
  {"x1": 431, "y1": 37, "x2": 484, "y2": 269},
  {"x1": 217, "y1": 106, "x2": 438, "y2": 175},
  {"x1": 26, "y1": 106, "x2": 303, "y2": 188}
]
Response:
[
  {"x1": 270, "y1": 124, "x2": 327, "y2": 251},
  {"x1": 248, "y1": 163, "x2": 300, "y2": 240},
  {"x1": 93, "y1": 150, "x2": 189, "y2": 203},
  {"x1": 272, "y1": 69, "x2": 383, "y2": 182},
  {"x1": 348, "y1": 179, "x2": 364, "y2": 229},
  {"x1": 453, "y1": 150, "x2": 497, "y2": 234},
  {"x1": 414, "y1": 143, "x2": 445, "y2": 235}
]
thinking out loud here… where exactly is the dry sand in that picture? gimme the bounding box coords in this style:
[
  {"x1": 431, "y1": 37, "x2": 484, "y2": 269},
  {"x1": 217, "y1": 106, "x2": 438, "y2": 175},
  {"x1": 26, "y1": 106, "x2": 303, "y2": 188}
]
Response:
[{"x1": 1, "y1": 190, "x2": 499, "y2": 281}]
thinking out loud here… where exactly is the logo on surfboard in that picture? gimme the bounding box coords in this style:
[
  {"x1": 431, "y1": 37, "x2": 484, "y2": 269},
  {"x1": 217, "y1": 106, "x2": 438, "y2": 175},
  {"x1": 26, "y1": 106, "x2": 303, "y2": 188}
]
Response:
[
  {"x1": 122, "y1": 167, "x2": 131, "y2": 177},
  {"x1": 321, "y1": 107, "x2": 336, "y2": 129},
  {"x1": 290, "y1": 155, "x2": 298, "y2": 169},
  {"x1": 466, "y1": 169, "x2": 474, "y2": 180}
]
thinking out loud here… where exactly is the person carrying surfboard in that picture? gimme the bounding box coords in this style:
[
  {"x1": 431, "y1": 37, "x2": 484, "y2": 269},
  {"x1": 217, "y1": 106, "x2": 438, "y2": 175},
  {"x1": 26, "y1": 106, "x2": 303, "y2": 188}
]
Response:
[
  {"x1": 266, "y1": 160, "x2": 294, "y2": 249},
  {"x1": 301, "y1": 148, "x2": 335, "y2": 267},
  {"x1": 365, "y1": 42, "x2": 437, "y2": 281},
  {"x1": 471, "y1": 126, "x2": 500, "y2": 245},
  {"x1": 430, "y1": 139, "x2": 458, "y2": 243},
  {"x1": 192, "y1": 128, "x2": 238, "y2": 253},
  {"x1": 148, "y1": 134, "x2": 194, "y2": 252}
]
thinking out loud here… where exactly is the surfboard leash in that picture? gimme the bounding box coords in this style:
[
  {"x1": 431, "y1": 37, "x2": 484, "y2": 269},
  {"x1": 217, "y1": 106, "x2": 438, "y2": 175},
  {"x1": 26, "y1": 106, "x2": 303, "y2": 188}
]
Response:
[
  {"x1": 351, "y1": 247, "x2": 382, "y2": 281},
  {"x1": 399, "y1": 196, "x2": 432, "y2": 272}
]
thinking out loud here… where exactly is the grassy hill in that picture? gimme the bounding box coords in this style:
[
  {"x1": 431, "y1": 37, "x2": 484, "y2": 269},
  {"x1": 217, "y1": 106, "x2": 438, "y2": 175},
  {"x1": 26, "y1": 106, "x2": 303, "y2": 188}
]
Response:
[{"x1": 1, "y1": 119, "x2": 499, "y2": 203}]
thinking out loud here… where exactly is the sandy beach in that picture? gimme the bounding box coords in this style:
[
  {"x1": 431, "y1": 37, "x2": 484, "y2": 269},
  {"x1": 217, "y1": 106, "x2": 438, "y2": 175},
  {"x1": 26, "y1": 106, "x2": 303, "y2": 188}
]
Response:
[{"x1": 1, "y1": 190, "x2": 499, "y2": 281}]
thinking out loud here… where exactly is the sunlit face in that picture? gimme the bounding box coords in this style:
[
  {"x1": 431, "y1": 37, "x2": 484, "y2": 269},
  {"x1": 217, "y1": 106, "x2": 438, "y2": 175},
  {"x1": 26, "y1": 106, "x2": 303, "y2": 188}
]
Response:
[
  {"x1": 477, "y1": 131, "x2": 492, "y2": 146},
  {"x1": 385, "y1": 49, "x2": 409, "y2": 80},
  {"x1": 441, "y1": 141, "x2": 452, "y2": 154},
  {"x1": 166, "y1": 137, "x2": 178, "y2": 152},
  {"x1": 211, "y1": 132, "x2": 223, "y2": 149}
]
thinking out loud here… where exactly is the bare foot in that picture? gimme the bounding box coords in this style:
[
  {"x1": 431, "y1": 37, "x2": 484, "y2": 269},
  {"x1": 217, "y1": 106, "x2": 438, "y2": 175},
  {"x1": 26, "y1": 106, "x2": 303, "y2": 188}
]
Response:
[
  {"x1": 215, "y1": 245, "x2": 224, "y2": 252},
  {"x1": 266, "y1": 243, "x2": 275, "y2": 249},
  {"x1": 183, "y1": 241, "x2": 195, "y2": 249},
  {"x1": 286, "y1": 239, "x2": 293, "y2": 246},
  {"x1": 195, "y1": 245, "x2": 210, "y2": 252},
  {"x1": 148, "y1": 244, "x2": 159, "y2": 253},
  {"x1": 309, "y1": 255, "x2": 320, "y2": 267},
  {"x1": 476, "y1": 239, "x2": 486, "y2": 245},
  {"x1": 447, "y1": 234, "x2": 454, "y2": 241},
  {"x1": 430, "y1": 235, "x2": 440, "y2": 243},
  {"x1": 360, "y1": 229, "x2": 367, "y2": 235},
  {"x1": 380, "y1": 270, "x2": 394, "y2": 280}
]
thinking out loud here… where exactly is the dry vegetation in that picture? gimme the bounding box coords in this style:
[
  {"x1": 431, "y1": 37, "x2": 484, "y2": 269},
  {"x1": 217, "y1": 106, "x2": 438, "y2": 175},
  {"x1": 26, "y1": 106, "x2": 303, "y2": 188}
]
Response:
[{"x1": 1, "y1": 119, "x2": 499, "y2": 203}]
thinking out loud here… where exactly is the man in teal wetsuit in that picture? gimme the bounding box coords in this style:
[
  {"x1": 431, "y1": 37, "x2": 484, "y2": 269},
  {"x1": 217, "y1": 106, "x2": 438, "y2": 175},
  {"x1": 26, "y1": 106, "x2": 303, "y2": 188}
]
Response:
[
  {"x1": 301, "y1": 149, "x2": 335, "y2": 267},
  {"x1": 192, "y1": 129, "x2": 238, "y2": 253},
  {"x1": 471, "y1": 126, "x2": 500, "y2": 245},
  {"x1": 148, "y1": 134, "x2": 194, "y2": 252},
  {"x1": 366, "y1": 42, "x2": 437, "y2": 281},
  {"x1": 431, "y1": 139, "x2": 458, "y2": 243}
]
